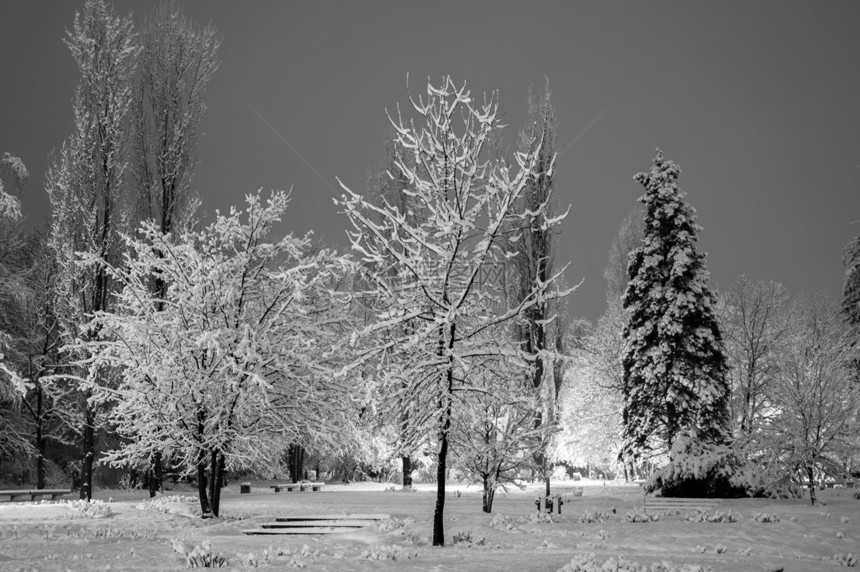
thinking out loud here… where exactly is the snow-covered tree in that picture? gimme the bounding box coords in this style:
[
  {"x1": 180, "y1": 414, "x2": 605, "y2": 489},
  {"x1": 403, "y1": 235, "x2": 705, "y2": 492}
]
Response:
[
  {"x1": 131, "y1": 1, "x2": 220, "y2": 234},
  {"x1": 510, "y1": 80, "x2": 569, "y2": 496},
  {"x1": 605, "y1": 208, "x2": 645, "y2": 306},
  {"x1": 555, "y1": 350, "x2": 625, "y2": 477},
  {"x1": 46, "y1": 0, "x2": 140, "y2": 500},
  {"x1": 73, "y1": 190, "x2": 352, "y2": 517},
  {"x1": 337, "y1": 77, "x2": 573, "y2": 545},
  {"x1": 453, "y1": 354, "x2": 543, "y2": 513},
  {"x1": 3, "y1": 228, "x2": 71, "y2": 489},
  {"x1": 766, "y1": 296, "x2": 859, "y2": 504},
  {"x1": 621, "y1": 150, "x2": 729, "y2": 461},
  {"x1": 842, "y1": 235, "x2": 860, "y2": 381},
  {"x1": 0, "y1": 153, "x2": 28, "y2": 221},
  {"x1": 0, "y1": 153, "x2": 30, "y2": 401},
  {"x1": 563, "y1": 210, "x2": 643, "y2": 480},
  {"x1": 720, "y1": 276, "x2": 789, "y2": 438},
  {"x1": 361, "y1": 132, "x2": 423, "y2": 488},
  {"x1": 131, "y1": 0, "x2": 220, "y2": 497}
]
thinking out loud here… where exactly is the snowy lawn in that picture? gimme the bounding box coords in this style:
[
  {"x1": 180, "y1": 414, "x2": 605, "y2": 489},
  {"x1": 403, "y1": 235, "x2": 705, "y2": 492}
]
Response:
[{"x1": 0, "y1": 480, "x2": 857, "y2": 571}]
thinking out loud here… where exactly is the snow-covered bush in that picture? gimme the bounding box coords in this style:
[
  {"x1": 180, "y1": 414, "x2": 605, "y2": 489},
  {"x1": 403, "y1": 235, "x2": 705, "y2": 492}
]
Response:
[
  {"x1": 66, "y1": 499, "x2": 113, "y2": 519},
  {"x1": 644, "y1": 431, "x2": 746, "y2": 498},
  {"x1": 358, "y1": 545, "x2": 416, "y2": 561},
  {"x1": 579, "y1": 509, "x2": 610, "y2": 524},
  {"x1": 557, "y1": 553, "x2": 713, "y2": 572},
  {"x1": 452, "y1": 529, "x2": 485, "y2": 546},
  {"x1": 622, "y1": 508, "x2": 661, "y2": 523},
  {"x1": 683, "y1": 509, "x2": 741, "y2": 523},
  {"x1": 490, "y1": 513, "x2": 518, "y2": 531},
  {"x1": 749, "y1": 511, "x2": 780, "y2": 523},
  {"x1": 186, "y1": 541, "x2": 227, "y2": 568}
]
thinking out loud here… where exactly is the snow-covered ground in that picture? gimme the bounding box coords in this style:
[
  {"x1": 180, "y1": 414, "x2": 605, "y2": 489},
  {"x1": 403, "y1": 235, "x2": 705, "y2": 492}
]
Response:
[{"x1": 0, "y1": 480, "x2": 857, "y2": 571}]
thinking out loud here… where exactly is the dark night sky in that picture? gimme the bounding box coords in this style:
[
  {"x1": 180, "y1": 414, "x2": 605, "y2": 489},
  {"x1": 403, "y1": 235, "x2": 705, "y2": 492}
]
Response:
[{"x1": 2, "y1": 0, "x2": 859, "y2": 321}]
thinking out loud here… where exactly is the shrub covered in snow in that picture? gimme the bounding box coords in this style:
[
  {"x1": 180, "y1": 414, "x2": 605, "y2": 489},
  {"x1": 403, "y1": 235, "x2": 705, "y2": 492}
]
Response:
[
  {"x1": 644, "y1": 431, "x2": 746, "y2": 498},
  {"x1": 683, "y1": 509, "x2": 741, "y2": 523},
  {"x1": 579, "y1": 509, "x2": 610, "y2": 524},
  {"x1": 358, "y1": 545, "x2": 417, "y2": 561},
  {"x1": 65, "y1": 499, "x2": 113, "y2": 519},
  {"x1": 621, "y1": 508, "x2": 661, "y2": 523},
  {"x1": 186, "y1": 541, "x2": 227, "y2": 568},
  {"x1": 749, "y1": 511, "x2": 780, "y2": 523},
  {"x1": 452, "y1": 529, "x2": 486, "y2": 546},
  {"x1": 557, "y1": 553, "x2": 712, "y2": 571}
]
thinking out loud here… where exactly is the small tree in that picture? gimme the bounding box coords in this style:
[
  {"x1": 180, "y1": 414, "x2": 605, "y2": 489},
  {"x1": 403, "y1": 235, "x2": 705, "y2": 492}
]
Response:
[
  {"x1": 74, "y1": 190, "x2": 352, "y2": 517},
  {"x1": 338, "y1": 77, "x2": 572, "y2": 545},
  {"x1": 720, "y1": 276, "x2": 789, "y2": 438},
  {"x1": 621, "y1": 150, "x2": 729, "y2": 464},
  {"x1": 768, "y1": 296, "x2": 859, "y2": 505},
  {"x1": 454, "y1": 355, "x2": 543, "y2": 513}
]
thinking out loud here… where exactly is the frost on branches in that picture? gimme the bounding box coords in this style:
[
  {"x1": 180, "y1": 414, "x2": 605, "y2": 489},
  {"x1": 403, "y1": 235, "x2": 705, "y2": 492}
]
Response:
[
  {"x1": 337, "y1": 77, "x2": 573, "y2": 545},
  {"x1": 453, "y1": 354, "x2": 545, "y2": 513},
  {"x1": 765, "y1": 297, "x2": 859, "y2": 505},
  {"x1": 0, "y1": 153, "x2": 28, "y2": 221},
  {"x1": 46, "y1": 0, "x2": 140, "y2": 501},
  {"x1": 75, "y1": 190, "x2": 352, "y2": 517},
  {"x1": 621, "y1": 150, "x2": 729, "y2": 462}
]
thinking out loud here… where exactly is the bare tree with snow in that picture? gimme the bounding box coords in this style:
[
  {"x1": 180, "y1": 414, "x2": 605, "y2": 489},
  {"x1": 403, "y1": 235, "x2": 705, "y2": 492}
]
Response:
[
  {"x1": 337, "y1": 77, "x2": 573, "y2": 545},
  {"x1": 766, "y1": 296, "x2": 859, "y2": 504}
]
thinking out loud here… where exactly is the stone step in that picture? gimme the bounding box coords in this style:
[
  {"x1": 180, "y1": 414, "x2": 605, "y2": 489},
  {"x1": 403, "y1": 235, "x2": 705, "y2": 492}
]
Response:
[
  {"x1": 261, "y1": 520, "x2": 374, "y2": 528},
  {"x1": 243, "y1": 527, "x2": 355, "y2": 535},
  {"x1": 274, "y1": 513, "x2": 389, "y2": 521}
]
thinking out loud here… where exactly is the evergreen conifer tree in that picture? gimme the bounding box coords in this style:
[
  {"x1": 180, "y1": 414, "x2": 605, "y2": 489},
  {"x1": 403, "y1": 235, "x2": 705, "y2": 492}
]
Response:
[
  {"x1": 842, "y1": 235, "x2": 860, "y2": 380},
  {"x1": 621, "y1": 150, "x2": 729, "y2": 460}
]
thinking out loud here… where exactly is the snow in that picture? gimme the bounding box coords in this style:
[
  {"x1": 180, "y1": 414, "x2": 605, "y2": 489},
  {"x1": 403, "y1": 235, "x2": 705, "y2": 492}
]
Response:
[{"x1": 0, "y1": 481, "x2": 856, "y2": 571}]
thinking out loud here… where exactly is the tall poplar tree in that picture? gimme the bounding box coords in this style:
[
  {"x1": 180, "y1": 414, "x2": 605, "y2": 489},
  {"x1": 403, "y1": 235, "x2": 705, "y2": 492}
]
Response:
[
  {"x1": 621, "y1": 150, "x2": 729, "y2": 460},
  {"x1": 132, "y1": 0, "x2": 220, "y2": 497},
  {"x1": 46, "y1": 0, "x2": 139, "y2": 500},
  {"x1": 512, "y1": 80, "x2": 569, "y2": 496}
]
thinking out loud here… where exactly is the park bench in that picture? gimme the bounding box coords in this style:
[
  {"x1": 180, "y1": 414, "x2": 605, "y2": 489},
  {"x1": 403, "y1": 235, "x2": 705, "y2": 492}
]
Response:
[
  {"x1": 643, "y1": 496, "x2": 721, "y2": 515},
  {"x1": 269, "y1": 482, "x2": 325, "y2": 493},
  {"x1": 270, "y1": 484, "x2": 299, "y2": 493},
  {"x1": 0, "y1": 488, "x2": 73, "y2": 502}
]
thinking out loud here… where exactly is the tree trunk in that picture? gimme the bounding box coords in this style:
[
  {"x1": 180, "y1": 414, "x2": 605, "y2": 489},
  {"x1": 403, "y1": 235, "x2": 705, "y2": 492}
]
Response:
[
  {"x1": 433, "y1": 323, "x2": 455, "y2": 547},
  {"x1": 433, "y1": 427, "x2": 449, "y2": 545},
  {"x1": 148, "y1": 451, "x2": 163, "y2": 498},
  {"x1": 482, "y1": 475, "x2": 495, "y2": 513},
  {"x1": 288, "y1": 444, "x2": 305, "y2": 483},
  {"x1": 196, "y1": 452, "x2": 211, "y2": 517},
  {"x1": 402, "y1": 456, "x2": 412, "y2": 488},
  {"x1": 35, "y1": 387, "x2": 45, "y2": 490},
  {"x1": 208, "y1": 450, "x2": 225, "y2": 517},
  {"x1": 807, "y1": 466, "x2": 817, "y2": 506},
  {"x1": 80, "y1": 401, "x2": 95, "y2": 501}
]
